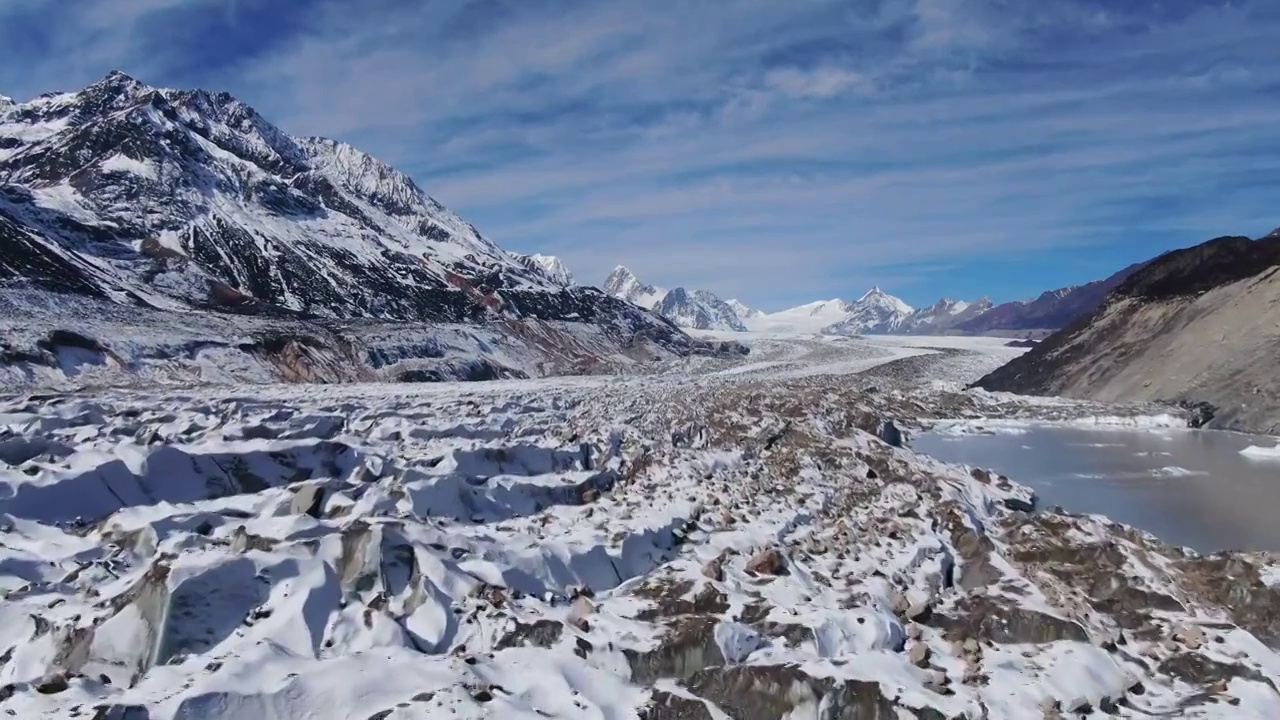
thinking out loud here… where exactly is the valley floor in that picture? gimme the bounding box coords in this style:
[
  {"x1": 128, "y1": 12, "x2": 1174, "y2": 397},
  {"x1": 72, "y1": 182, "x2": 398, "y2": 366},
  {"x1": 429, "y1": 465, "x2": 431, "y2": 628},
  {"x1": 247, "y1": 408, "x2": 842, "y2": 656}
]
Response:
[{"x1": 3, "y1": 334, "x2": 1279, "y2": 719}]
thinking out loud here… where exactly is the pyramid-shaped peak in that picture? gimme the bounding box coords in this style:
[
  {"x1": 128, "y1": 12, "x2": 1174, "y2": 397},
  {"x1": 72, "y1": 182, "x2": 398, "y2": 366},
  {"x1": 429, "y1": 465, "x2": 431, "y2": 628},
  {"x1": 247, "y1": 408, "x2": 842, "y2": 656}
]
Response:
[
  {"x1": 91, "y1": 70, "x2": 148, "y2": 93},
  {"x1": 604, "y1": 265, "x2": 647, "y2": 296}
]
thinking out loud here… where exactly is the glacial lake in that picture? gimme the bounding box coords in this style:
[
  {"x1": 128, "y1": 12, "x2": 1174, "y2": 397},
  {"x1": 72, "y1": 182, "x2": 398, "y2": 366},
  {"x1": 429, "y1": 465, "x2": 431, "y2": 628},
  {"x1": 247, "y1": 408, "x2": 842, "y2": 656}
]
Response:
[{"x1": 914, "y1": 425, "x2": 1280, "y2": 553}]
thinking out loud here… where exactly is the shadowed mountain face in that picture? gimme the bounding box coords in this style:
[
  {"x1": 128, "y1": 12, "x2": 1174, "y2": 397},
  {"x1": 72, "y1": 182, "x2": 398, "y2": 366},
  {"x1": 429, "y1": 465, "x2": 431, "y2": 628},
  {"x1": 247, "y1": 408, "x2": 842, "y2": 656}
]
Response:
[{"x1": 975, "y1": 234, "x2": 1280, "y2": 433}]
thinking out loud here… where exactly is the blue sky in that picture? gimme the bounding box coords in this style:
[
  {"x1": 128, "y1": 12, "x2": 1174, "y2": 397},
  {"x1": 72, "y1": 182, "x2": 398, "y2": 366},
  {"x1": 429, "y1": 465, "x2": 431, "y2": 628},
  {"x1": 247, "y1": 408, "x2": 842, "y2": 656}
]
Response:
[{"x1": 1, "y1": 0, "x2": 1278, "y2": 310}]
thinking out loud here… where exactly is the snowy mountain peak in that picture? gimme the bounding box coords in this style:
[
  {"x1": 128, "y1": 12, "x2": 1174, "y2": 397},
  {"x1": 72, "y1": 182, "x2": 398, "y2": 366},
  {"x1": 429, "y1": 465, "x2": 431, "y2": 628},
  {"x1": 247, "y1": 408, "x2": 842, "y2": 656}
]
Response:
[
  {"x1": 727, "y1": 299, "x2": 763, "y2": 320},
  {"x1": 605, "y1": 265, "x2": 638, "y2": 289},
  {"x1": 94, "y1": 69, "x2": 145, "y2": 92},
  {"x1": 857, "y1": 287, "x2": 913, "y2": 315},
  {"x1": 511, "y1": 252, "x2": 574, "y2": 286},
  {"x1": 923, "y1": 297, "x2": 970, "y2": 315},
  {"x1": 797, "y1": 298, "x2": 854, "y2": 316},
  {"x1": 820, "y1": 287, "x2": 914, "y2": 335},
  {"x1": 657, "y1": 288, "x2": 747, "y2": 332},
  {"x1": 602, "y1": 267, "x2": 744, "y2": 330},
  {"x1": 0, "y1": 73, "x2": 618, "y2": 320},
  {"x1": 603, "y1": 265, "x2": 661, "y2": 306}
]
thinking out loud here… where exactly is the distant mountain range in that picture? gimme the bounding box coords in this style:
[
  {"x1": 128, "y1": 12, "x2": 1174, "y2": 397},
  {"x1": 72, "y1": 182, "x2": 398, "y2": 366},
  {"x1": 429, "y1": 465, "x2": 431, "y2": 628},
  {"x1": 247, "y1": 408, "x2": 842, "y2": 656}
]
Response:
[
  {"x1": 599, "y1": 263, "x2": 1128, "y2": 338},
  {"x1": 603, "y1": 266, "x2": 746, "y2": 331}
]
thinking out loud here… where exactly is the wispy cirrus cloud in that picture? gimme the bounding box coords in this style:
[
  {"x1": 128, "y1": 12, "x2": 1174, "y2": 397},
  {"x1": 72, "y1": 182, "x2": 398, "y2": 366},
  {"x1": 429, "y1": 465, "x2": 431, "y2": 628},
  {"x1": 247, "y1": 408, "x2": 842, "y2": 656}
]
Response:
[{"x1": 1, "y1": 0, "x2": 1278, "y2": 308}]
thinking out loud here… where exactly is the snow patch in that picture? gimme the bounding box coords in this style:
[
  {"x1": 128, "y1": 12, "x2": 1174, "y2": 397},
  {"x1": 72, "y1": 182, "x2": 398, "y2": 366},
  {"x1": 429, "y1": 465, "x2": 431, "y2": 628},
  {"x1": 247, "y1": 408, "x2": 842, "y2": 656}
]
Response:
[{"x1": 100, "y1": 153, "x2": 159, "y2": 179}]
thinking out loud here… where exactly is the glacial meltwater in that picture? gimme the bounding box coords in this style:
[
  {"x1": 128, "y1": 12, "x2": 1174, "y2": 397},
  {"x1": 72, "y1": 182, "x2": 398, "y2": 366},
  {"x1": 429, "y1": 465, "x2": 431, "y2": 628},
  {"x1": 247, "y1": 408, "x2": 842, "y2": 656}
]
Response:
[{"x1": 914, "y1": 425, "x2": 1280, "y2": 553}]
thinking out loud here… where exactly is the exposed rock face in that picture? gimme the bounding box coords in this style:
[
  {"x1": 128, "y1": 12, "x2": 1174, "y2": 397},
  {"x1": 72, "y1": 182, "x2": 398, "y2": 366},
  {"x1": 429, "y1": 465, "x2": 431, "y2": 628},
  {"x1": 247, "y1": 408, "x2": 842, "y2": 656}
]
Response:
[
  {"x1": 975, "y1": 234, "x2": 1280, "y2": 433},
  {"x1": 681, "y1": 666, "x2": 943, "y2": 720}
]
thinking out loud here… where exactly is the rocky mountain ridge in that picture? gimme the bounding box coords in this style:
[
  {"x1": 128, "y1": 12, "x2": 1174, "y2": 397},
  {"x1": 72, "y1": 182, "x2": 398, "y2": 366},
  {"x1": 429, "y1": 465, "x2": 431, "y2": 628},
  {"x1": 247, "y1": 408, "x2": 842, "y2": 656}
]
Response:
[
  {"x1": 820, "y1": 287, "x2": 915, "y2": 335},
  {"x1": 976, "y1": 233, "x2": 1280, "y2": 433},
  {"x1": 0, "y1": 72, "x2": 733, "y2": 383},
  {"x1": 895, "y1": 297, "x2": 995, "y2": 334},
  {"x1": 603, "y1": 266, "x2": 746, "y2": 331},
  {"x1": 952, "y1": 264, "x2": 1143, "y2": 335}
]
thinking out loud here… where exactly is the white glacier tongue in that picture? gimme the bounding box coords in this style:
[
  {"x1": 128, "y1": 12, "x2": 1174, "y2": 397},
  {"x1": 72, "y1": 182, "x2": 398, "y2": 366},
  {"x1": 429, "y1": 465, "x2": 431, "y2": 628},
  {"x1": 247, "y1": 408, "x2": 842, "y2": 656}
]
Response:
[{"x1": 0, "y1": 335, "x2": 1277, "y2": 718}]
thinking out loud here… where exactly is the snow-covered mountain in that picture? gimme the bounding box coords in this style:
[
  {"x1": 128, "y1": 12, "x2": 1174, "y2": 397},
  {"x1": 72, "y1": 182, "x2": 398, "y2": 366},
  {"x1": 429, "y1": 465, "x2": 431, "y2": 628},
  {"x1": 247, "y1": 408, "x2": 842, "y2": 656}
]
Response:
[
  {"x1": 726, "y1": 298, "x2": 763, "y2": 320},
  {"x1": 820, "y1": 287, "x2": 915, "y2": 335},
  {"x1": 603, "y1": 265, "x2": 666, "y2": 309},
  {"x1": 741, "y1": 298, "x2": 855, "y2": 334},
  {"x1": 0, "y1": 72, "x2": 738, "y2": 381},
  {"x1": 510, "y1": 252, "x2": 574, "y2": 286},
  {"x1": 0, "y1": 72, "x2": 657, "y2": 326},
  {"x1": 894, "y1": 297, "x2": 995, "y2": 334},
  {"x1": 602, "y1": 266, "x2": 745, "y2": 331},
  {"x1": 0, "y1": 71, "x2": 564, "y2": 315},
  {"x1": 657, "y1": 288, "x2": 746, "y2": 332}
]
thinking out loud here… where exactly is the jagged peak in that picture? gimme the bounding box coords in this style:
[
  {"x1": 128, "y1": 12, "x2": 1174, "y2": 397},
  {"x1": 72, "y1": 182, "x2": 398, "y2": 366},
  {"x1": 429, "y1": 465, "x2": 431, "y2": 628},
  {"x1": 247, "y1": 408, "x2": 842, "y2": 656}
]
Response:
[
  {"x1": 87, "y1": 70, "x2": 148, "y2": 96},
  {"x1": 511, "y1": 252, "x2": 574, "y2": 286},
  {"x1": 1264, "y1": 227, "x2": 1280, "y2": 239},
  {"x1": 605, "y1": 265, "x2": 643, "y2": 287}
]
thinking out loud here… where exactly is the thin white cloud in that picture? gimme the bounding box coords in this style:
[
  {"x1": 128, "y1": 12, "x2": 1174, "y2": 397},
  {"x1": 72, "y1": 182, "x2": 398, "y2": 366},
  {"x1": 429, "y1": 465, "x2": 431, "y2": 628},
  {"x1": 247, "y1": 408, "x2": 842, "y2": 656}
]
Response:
[{"x1": 764, "y1": 66, "x2": 875, "y2": 98}]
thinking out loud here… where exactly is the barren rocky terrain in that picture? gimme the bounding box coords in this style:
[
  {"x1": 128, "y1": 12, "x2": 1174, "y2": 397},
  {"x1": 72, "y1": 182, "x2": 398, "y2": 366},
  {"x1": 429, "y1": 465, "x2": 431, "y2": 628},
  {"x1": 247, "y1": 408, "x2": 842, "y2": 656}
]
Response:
[
  {"x1": 2, "y1": 334, "x2": 1279, "y2": 719},
  {"x1": 977, "y1": 235, "x2": 1280, "y2": 434}
]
